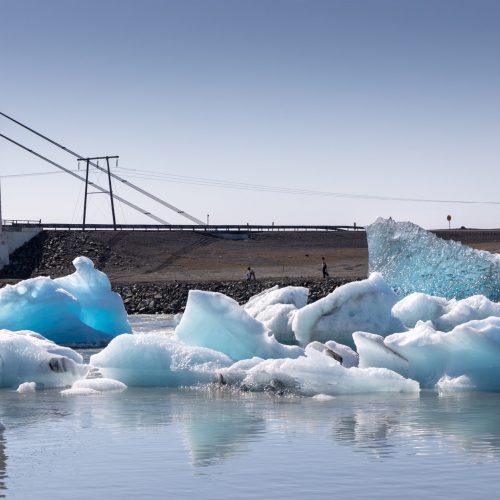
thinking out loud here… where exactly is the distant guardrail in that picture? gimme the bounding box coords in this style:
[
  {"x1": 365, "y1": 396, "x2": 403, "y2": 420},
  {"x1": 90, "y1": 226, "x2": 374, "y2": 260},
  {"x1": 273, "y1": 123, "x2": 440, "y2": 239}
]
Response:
[{"x1": 2, "y1": 221, "x2": 364, "y2": 232}]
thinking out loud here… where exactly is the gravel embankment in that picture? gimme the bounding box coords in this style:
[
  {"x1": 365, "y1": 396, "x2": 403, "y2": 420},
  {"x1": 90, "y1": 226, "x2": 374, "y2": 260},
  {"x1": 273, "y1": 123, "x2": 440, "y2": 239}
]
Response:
[{"x1": 113, "y1": 278, "x2": 353, "y2": 314}]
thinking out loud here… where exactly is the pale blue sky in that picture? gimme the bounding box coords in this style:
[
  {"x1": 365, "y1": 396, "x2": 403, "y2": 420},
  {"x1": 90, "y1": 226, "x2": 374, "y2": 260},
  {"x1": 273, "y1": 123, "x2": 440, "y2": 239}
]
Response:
[{"x1": 1, "y1": 0, "x2": 499, "y2": 228}]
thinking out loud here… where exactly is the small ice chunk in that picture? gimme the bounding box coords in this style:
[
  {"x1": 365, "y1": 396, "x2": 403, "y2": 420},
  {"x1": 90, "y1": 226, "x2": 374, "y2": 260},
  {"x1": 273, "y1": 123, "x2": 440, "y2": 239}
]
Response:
[
  {"x1": 71, "y1": 378, "x2": 127, "y2": 393},
  {"x1": 175, "y1": 290, "x2": 303, "y2": 360},
  {"x1": 16, "y1": 381, "x2": 37, "y2": 393},
  {"x1": 436, "y1": 375, "x2": 475, "y2": 394},
  {"x1": 325, "y1": 340, "x2": 359, "y2": 368},
  {"x1": 312, "y1": 394, "x2": 336, "y2": 401},
  {"x1": 292, "y1": 273, "x2": 404, "y2": 348}
]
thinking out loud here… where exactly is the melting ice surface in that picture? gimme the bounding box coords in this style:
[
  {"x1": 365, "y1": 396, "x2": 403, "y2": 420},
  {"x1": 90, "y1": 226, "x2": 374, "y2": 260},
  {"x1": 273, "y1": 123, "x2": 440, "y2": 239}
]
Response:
[
  {"x1": 0, "y1": 256, "x2": 131, "y2": 346},
  {"x1": 367, "y1": 218, "x2": 500, "y2": 300}
]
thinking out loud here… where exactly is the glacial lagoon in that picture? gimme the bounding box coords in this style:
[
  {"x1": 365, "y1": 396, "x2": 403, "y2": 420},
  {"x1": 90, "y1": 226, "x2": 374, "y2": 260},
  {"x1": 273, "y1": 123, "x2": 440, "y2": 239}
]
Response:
[{"x1": 2, "y1": 379, "x2": 500, "y2": 500}]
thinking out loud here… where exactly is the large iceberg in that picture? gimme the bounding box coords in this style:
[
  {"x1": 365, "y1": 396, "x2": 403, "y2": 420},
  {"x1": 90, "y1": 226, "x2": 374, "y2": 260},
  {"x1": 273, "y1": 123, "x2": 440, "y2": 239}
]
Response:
[
  {"x1": 244, "y1": 286, "x2": 309, "y2": 344},
  {"x1": 367, "y1": 218, "x2": 500, "y2": 300},
  {"x1": 292, "y1": 273, "x2": 404, "y2": 348},
  {"x1": 90, "y1": 334, "x2": 233, "y2": 387},
  {"x1": 0, "y1": 256, "x2": 131, "y2": 346},
  {"x1": 355, "y1": 317, "x2": 500, "y2": 390},
  {"x1": 175, "y1": 290, "x2": 303, "y2": 360},
  {"x1": 0, "y1": 329, "x2": 88, "y2": 388}
]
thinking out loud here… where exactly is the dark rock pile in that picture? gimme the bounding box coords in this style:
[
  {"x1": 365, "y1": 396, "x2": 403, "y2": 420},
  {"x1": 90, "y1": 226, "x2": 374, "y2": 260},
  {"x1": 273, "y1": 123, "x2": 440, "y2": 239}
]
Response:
[
  {"x1": 113, "y1": 278, "x2": 354, "y2": 314},
  {"x1": 0, "y1": 232, "x2": 120, "y2": 279}
]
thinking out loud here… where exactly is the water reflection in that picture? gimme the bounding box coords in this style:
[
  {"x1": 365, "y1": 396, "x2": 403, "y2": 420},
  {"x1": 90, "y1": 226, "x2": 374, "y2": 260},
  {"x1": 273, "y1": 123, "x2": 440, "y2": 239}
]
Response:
[
  {"x1": 172, "y1": 391, "x2": 265, "y2": 466},
  {"x1": 329, "y1": 392, "x2": 500, "y2": 462}
]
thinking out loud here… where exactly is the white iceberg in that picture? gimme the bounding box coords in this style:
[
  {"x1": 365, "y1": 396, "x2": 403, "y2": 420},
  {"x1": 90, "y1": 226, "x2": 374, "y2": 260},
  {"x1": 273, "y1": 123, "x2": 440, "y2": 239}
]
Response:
[
  {"x1": 0, "y1": 329, "x2": 88, "y2": 388},
  {"x1": 0, "y1": 256, "x2": 131, "y2": 346},
  {"x1": 235, "y1": 344, "x2": 419, "y2": 396},
  {"x1": 366, "y1": 218, "x2": 500, "y2": 300},
  {"x1": 244, "y1": 286, "x2": 309, "y2": 344},
  {"x1": 175, "y1": 290, "x2": 303, "y2": 360},
  {"x1": 393, "y1": 292, "x2": 500, "y2": 331},
  {"x1": 90, "y1": 334, "x2": 233, "y2": 387},
  {"x1": 355, "y1": 317, "x2": 500, "y2": 390},
  {"x1": 292, "y1": 273, "x2": 404, "y2": 348}
]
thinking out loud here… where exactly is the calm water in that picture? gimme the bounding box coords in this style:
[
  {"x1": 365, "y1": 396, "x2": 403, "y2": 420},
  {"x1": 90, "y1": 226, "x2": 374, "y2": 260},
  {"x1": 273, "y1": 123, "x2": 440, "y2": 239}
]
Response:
[{"x1": 2, "y1": 384, "x2": 500, "y2": 499}]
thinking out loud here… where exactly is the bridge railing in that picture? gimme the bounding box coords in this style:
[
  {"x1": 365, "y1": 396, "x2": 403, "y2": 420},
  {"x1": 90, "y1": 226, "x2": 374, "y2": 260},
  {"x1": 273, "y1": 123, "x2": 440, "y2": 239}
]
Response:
[{"x1": 1, "y1": 222, "x2": 364, "y2": 232}]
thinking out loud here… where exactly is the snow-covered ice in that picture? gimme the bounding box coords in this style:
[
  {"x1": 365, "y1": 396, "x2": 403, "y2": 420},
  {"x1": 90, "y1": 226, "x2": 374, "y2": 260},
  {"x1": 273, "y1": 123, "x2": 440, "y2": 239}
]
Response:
[
  {"x1": 175, "y1": 290, "x2": 303, "y2": 360},
  {"x1": 0, "y1": 256, "x2": 131, "y2": 346},
  {"x1": 0, "y1": 329, "x2": 88, "y2": 388},
  {"x1": 292, "y1": 273, "x2": 404, "y2": 348},
  {"x1": 367, "y1": 218, "x2": 500, "y2": 300}
]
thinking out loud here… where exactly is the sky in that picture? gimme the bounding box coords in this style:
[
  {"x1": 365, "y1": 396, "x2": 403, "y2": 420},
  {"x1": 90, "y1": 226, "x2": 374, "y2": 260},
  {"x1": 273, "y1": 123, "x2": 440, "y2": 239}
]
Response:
[{"x1": 1, "y1": 0, "x2": 499, "y2": 229}]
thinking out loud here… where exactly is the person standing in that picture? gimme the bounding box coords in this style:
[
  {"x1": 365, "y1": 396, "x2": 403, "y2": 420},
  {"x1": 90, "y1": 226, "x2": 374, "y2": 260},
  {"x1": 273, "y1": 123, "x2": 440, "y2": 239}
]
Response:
[{"x1": 321, "y1": 257, "x2": 329, "y2": 279}]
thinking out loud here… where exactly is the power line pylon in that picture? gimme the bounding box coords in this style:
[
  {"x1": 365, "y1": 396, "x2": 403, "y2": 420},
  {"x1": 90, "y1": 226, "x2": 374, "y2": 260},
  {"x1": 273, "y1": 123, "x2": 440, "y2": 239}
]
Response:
[{"x1": 78, "y1": 156, "x2": 119, "y2": 230}]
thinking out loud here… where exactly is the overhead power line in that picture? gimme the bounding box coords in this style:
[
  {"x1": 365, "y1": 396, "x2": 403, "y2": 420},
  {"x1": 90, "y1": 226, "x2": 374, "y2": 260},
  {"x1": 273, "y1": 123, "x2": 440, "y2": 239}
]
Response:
[
  {"x1": 0, "y1": 133, "x2": 170, "y2": 224},
  {"x1": 116, "y1": 167, "x2": 500, "y2": 206},
  {"x1": 0, "y1": 110, "x2": 204, "y2": 225}
]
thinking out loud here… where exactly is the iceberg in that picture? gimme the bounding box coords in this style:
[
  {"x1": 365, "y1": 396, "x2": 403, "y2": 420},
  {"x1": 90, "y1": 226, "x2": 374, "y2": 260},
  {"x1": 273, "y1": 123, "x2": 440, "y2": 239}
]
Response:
[
  {"x1": 0, "y1": 256, "x2": 131, "y2": 346},
  {"x1": 233, "y1": 344, "x2": 419, "y2": 396},
  {"x1": 175, "y1": 290, "x2": 303, "y2": 360},
  {"x1": 243, "y1": 286, "x2": 309, "y2": 344},
  {"x1": 0, "y1": 329, "x2": 88, "y2": 388},
  {"x1": 393, "y1": 292, "x2": 500, "y2": 331},
  {"x1": 90, "y1": 334, "x2": 233, "y2": 387},
  {"x1": 355, "y1": 317, "x2": 500, "y2": 390},
  {"x1": 292, "y1": 273, "x2": 404, "y2": 348},
  {"x1": 366, "y1": 218, "x2": 500, "y2": 300}
]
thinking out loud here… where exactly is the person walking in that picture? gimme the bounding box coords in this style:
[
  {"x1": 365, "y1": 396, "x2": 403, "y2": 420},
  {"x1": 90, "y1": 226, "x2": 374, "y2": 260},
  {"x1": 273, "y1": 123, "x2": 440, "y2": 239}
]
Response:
[
  {"x1": 246, "y1": 266, "x2": 256, "y2": 281},
  {"x1": 321, "y1": 257, "x2": 329, "y2": 279}
]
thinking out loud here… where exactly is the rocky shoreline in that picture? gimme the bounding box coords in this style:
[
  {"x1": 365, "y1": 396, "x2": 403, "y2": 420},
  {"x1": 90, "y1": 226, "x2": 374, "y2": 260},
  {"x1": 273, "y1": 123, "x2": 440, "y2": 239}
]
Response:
[{"x1": 113, "y1": 277, "x2": 355, "y2": 314}]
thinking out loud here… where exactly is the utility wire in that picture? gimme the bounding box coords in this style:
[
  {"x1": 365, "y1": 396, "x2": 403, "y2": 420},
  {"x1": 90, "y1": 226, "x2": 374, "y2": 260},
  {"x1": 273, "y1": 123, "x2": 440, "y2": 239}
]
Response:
[{"x1": 116, "y1": 167, "x2": 500, "y2": 206}]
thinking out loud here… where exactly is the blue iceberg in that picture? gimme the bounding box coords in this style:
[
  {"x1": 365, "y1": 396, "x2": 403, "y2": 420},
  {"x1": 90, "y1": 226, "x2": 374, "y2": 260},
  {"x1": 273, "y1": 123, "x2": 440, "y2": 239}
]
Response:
[
  {"x1": 0, "y1": 256, "x2": 131, "y2": 346},
  {"x1": 366, "y1": 218, "x2": 500, "y2": 300}
]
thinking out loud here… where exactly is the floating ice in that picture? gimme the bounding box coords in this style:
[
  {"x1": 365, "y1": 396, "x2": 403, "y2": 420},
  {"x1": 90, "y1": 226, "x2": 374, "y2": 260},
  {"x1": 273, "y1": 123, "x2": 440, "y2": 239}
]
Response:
[
  {"x1": 175, "y1": 290, "x2": 303, "y2": 360},
  {"x1": 235, "y1": 343, "x2": 419, "y2": 395},
  {"x1": 355, "y1": 317, "x2": 500, "y2": 390},
  {"x1": 244, "y1": 286, "x2": 309, "y2": 344},
  {"x1": 393, "y1": 293, "x2": 500, "y2": 331},
  {"x1": 292, "y1": 273, "x2": 404, "y2": 348},
  {"x1": 90, "y1": 334, "x2": 233, "y2": 387},
  {"x1": 367, "y1": 218, "x2": 500, "y2": 300},
  {"x1": 61, "y1": 377, "x2": 127, "y2": 395},
  {"x1": 0, "y1": 329, "x2": 89, "y2": 388},
  {"x1": 0, "y1": 256, "x2": 131, "y2": 346},
  {"x1": 17, "y1": 381, "x2": 37, "y2": 393}
]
